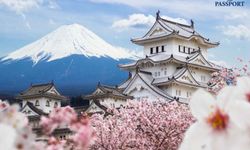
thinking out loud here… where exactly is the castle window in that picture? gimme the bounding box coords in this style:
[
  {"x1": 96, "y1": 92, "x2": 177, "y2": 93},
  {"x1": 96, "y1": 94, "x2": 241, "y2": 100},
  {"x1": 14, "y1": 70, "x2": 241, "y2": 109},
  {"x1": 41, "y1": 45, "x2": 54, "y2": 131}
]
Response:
[
  {"x1": 176, "y1": 90, "x2": 181, "y2": 96},
  {"x1": 187, "y1": 92, "x2": 192, "y2": 98},
  {"x1": 161, "y1": 45, "x2": 165, "y2": 52},
  {"x1": 164, "y1": 68, "x2": 167, "y2": 75},
  {"x1": 54, "y1": 102, "x2": 58, "y2": 108},
  {"x1": 158, "y1": 72, "x2": 160, "y2": 76},
  {"x1": 156, "y1": 46, "x2": 159, "y2": 53},
  {"x1": 191, "y1": 70, "x2": 196, "y2": 74},
  {"x1": 179, "y1": 45, "x2": 196, "y2": 54},
  {"x1": 154, "y1": 72, "x2": 157, "y2": 77},
  {"x1": 150, "y1": 47, "x2": 153, "y2": 54},
  {"x1": 201, "y1": 76, "x2": 206, "y2": 82},
  {"x1": 35, "y1": 100, "x2": 39, "y2": 106},
  {"x1": 46, "y1": 100, "x2": 50, "y2": 107}
]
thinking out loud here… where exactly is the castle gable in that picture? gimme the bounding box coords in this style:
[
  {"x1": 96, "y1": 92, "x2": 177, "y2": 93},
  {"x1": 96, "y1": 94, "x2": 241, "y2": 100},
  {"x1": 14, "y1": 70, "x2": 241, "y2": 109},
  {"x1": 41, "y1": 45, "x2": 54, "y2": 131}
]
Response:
[
  {"x1": 188, "y1": 52, "x2": 213, "y2": 68},
  {"x1": 123, "y1": 72, "x2": 173, "y2": 100},
  {"x1": 21, "y1": 104, "x2": 39, "y2": 116},
  {"x1": 93, "y1": 88, "x2": 105, "y2": 95},
  {"x1": 147, "y1": 22, "x2": 171, "y2": 38},
  {"x1": 21, "y1": 102, "x2": 47, "y2": 116},
  {"x1": 46, "y1": 86, "x2": 60, "y2": 95},
  {"x1": 175, "y1": 68, "x2": 200, "y2": 86},
  {"x1": 85, "y1": 101, "x2": 106, "y2": 113}
]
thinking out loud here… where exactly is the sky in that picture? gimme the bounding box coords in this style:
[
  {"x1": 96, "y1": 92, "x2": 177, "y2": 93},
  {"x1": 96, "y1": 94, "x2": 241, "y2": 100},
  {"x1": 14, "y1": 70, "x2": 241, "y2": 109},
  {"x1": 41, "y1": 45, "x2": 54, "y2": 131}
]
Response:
[{"x1": 0, "y1": 0, "x2": 249, "y2": 67}]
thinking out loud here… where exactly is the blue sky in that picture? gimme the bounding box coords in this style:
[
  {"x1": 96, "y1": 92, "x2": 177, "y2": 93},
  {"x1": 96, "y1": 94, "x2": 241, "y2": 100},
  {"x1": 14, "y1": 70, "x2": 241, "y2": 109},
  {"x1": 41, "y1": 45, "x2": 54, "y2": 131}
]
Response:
[{"x1": 0, "y1": 0, "x2": 249, "y2": 67}]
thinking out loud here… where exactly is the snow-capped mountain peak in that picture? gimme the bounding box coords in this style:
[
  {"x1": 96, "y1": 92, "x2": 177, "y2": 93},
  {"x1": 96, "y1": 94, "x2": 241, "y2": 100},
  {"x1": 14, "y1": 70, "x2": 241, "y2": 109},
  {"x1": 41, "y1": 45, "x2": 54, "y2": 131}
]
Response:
[{"x1": 2, "y1": 23, "x2": 137, "y2": 64}]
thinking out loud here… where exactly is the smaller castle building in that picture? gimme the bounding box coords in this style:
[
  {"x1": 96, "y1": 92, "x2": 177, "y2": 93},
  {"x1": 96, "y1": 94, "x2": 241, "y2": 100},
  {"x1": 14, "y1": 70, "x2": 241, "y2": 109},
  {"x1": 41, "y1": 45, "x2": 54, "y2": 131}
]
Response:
[
  {"x1": 84, "y1": 83, "x2": 132, "y2": 113},
  {"x1": 17, "y1": 82, "x2": 70, "y2": 140}
]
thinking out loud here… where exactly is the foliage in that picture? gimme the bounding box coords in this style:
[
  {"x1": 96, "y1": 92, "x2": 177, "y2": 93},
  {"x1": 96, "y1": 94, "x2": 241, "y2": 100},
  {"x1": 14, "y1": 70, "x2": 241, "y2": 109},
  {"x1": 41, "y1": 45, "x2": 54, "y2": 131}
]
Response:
[
  {"x1": 208, "y1": 58, "x2": 250, "y2": 94},
  {"x1": 90, "y1": 100, "x2": 195, "y2": 150},
  {"x1": 208, "y1": 68, "x2": 237, "y2": 94},
  {"x1": 0, "y1": 102, "x2": 94, "y2": 150}
]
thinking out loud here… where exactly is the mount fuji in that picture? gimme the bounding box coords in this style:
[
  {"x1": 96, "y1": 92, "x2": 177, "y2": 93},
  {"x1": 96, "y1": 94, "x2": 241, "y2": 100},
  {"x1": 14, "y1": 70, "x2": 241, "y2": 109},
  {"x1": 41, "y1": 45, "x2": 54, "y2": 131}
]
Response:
[{"x1": 0, "y1": 24, "x2": 137, "y2": 96}]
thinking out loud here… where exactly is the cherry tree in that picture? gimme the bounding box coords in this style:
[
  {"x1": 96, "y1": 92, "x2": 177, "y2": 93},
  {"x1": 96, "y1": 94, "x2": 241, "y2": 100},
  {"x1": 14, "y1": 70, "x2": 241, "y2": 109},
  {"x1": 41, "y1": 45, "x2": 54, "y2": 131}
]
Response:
[
  {"x1": 0, "y1": 100, "x2": 43, "y2": 150},
  {"x1": 208, "y1": 58, "x2": 250, "y2": 94},
  {"x1": 208, "y1": 68, "x2": 237, "y2": 94},
  {"x1": 90, "y1": 100, "x2": 195, "y2": 150},
  {"x1": 234, "y1": 58, "x2": 250, "y2": 76},
  {"x1": 40, "y1": 106, "x2": 94, "y2": 150},
  {"x1": 0, "y1": 100, "x2": 94, "y2": 150}
]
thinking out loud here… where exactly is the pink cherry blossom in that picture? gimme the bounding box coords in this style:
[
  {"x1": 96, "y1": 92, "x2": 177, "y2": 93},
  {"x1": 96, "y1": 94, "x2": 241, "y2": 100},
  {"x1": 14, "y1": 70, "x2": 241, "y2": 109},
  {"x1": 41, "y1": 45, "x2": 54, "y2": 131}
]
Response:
[
  {"x1": 40, "y1": 106, "x2": 94, "y2": 150},
  {"x1": 91, "y1": 100, "x2": 194, "y2": 150}
]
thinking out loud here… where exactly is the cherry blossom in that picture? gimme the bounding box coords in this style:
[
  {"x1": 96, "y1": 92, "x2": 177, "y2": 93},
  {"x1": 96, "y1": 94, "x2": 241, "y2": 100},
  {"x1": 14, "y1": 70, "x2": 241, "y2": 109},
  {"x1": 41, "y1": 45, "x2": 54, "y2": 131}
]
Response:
[
  {"x1": 0, "y1": 123, "x2": 16, "y2": 150},
  {"x1": 0, "y1": 100, "x2": 40, "y2": 150},
  {"x1": 180, "y1": 87, "x2": 250, "y2": 150},
  {"x1": 0, "y1": 100, "x2": 94, "y2": 150},
  {"x1": 234, "y1": 76, "x2": 250, "y2": 103},
  {"x1": 208, "y1": 58, "x2": 250, "y2": 94},
  {"x1": 208, "y1": 68, "x2": 237, "y2": 94},
  {"x1": 40, "y1": 106, "x2": 94, "y2": 150},
  {"x1": 0, "y1": 100, "x2": 9, "y2": 110},
  {"x1": 46, "y1": 137, "x2": 65, "y2": 150},
  {"x1": 91, "y1": 100, "x2": 194, "y2": 150},
  {"x1": 235, "y1": 58, "x2": 250, "y2": 76}
]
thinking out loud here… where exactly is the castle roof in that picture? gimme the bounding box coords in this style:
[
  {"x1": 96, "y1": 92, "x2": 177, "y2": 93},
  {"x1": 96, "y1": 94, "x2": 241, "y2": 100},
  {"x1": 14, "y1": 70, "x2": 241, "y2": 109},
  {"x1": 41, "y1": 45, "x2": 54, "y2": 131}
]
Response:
[
  {"x1": 119, "y1": 51, "x2": 219, "y2": 72},
  {"x1": 17, "y1": 82, "x2": 68, "y2": 100},
  {"x1": 84, "y1": 83, "x2": 133, "y2": 100},
  {"x1": 123, "y1": 70, "x2": 174, "y2": 100},
  {"x1": 21, "y1": 102, "x2": 47, "y2": 116},
  {"x1": 152, "y1": 66, "x2": 208, "y2": 88},
  {"x1": 131, "y1": 12, "x2": 219, "y2": 47}
]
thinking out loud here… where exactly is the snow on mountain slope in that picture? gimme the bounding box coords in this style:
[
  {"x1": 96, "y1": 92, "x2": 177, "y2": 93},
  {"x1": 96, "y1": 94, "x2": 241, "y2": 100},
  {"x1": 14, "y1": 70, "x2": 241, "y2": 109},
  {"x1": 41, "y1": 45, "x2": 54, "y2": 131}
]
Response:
[{"x1": 2, "y1": 24, "x2": 137, "y2": 64}]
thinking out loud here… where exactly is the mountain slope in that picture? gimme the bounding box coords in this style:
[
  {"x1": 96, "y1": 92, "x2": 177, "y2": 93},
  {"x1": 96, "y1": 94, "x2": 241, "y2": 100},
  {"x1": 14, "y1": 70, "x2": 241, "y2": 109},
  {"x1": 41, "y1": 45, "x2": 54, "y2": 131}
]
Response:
[
  {"x1": 0, "y1": 24, "x2": 135, "y2": 96},
  {"x1": 0, "y1": 55, "x2": 129, "y2": 96},
  {"x1": 2, "y1": 24, "x2": 137, "y2": 64}
]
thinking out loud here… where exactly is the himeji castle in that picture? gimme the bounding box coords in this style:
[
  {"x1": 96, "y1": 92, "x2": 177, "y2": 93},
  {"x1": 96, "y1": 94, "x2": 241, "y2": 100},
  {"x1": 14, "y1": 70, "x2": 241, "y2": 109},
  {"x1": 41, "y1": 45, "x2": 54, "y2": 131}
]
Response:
[{"x1": 86, "y1": 11, "x2": 220, "y2": 112}]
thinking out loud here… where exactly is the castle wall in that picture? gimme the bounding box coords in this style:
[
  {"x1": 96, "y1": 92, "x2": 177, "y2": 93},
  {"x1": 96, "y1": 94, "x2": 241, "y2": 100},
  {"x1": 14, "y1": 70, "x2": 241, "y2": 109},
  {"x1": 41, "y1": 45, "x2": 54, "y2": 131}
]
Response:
[
  {"x1": 189, "y1": 67, "x2": 212, "y2": 84},
  {"x1": 99, "y1": 98, "x2": 127, "y2": 108},
  {"x1": 142, "y1": 38, "x2": 208, "y2": 58},
  {"x1": 22, "y1": 97, "x2": 61, "y2": 113},
  {"x1": 141, "y1": 63, "x2": 179, "y2": 79},
  {"x1": 161, "y1": 84, "x2": 197, "y2": 100}
]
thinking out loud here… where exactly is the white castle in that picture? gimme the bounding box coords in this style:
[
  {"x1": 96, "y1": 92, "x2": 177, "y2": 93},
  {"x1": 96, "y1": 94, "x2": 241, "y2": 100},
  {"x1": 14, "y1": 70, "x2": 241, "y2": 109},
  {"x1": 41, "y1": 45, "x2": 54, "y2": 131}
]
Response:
[{"x1": 86, "y1": 11, "x2": 219, "y2": 112}]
